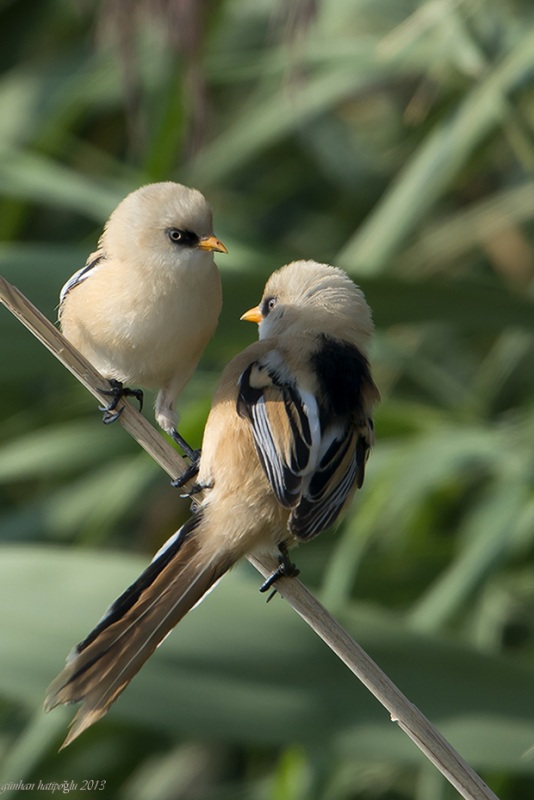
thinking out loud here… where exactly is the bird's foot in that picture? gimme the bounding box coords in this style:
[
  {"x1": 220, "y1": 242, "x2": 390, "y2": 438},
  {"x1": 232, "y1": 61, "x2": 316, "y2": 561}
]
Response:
[
  {"x1": 170, "y1": 428, "x2": 202, "y2": 489},
  {"x1": 170, "y1": 427, "x2": 200, "y2": 462},
  {"x1": 171, "y1": 461, "x2": 203, "y2": 490},
  {"x1": 99, "y1": 379, "x2": 144, "y2": 423},
  {"x1": 260, "y1": 543, "x2": 300, "y2": 602}
]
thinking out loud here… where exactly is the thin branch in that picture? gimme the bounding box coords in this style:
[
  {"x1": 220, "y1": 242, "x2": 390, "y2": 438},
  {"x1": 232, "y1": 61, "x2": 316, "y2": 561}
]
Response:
[
  {"x1": 0, "y1": 277, "x2": 190, "y2": 485},
  {"x1": 0, "y1": 276, "x2": 499, "y2": 800},
  {"x1": 249, "y1": 554, "x2": 499, "y2": 800}
]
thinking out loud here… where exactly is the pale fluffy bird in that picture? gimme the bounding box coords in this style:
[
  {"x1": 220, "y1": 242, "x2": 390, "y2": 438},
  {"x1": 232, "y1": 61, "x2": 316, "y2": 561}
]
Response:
[
  {"x1": 59, "y1": 181, "x2": 227, "y2": 457},
  {"x1": 46, "y1": 260, "x2": 379, "y2": 747}
]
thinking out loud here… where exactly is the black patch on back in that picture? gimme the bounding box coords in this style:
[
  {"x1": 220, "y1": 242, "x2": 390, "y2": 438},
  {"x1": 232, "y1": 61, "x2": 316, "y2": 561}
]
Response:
[
  {"x1": 236, "y1": 362, "x2": 263, "y2": 418},
  {"x1": 311, "y1": 335, "x2": 372, "y2": 421}
]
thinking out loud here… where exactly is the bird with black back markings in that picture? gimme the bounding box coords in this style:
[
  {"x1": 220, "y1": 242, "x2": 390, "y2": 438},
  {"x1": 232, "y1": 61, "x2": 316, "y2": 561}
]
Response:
[{"x1": 46, "y1": 259, "x2": 379, "y2": 748}]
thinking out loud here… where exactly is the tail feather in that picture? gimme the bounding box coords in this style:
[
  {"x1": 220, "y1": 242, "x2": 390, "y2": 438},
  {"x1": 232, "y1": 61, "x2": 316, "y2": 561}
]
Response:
[{"x1": 45, "y1": 515, "x2": 232, "y2": 748}]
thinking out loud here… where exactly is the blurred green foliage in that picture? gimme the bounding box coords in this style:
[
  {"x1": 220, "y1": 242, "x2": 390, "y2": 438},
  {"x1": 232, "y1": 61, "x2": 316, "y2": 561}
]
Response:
[{"x1": 1, "y1": 0, "x2": 534, "y2": 798}]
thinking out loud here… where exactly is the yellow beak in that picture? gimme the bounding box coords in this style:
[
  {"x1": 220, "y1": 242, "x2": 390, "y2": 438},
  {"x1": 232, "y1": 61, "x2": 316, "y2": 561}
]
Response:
[
  {"x1": 240, "y1": 305, "x2": 263, "y2": 323},
  {"x1": 197, "y1": 234, "x2": 228, "y2": 254}
]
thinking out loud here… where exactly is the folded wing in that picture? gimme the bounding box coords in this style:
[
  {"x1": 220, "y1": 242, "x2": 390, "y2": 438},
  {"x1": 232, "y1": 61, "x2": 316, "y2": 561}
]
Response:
[{"x1": 237, "y1": 349, "x2": 375, "y2": 540}]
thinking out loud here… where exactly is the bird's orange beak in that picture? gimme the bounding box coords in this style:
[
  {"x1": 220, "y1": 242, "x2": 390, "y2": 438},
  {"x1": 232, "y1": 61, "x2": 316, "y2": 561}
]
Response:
[
  {"x1": 240, "y1": 305, "x2": 262, "y2": 323},
  {"x1": 197, "y1": 235, "x2": 228, "y2": 254}
]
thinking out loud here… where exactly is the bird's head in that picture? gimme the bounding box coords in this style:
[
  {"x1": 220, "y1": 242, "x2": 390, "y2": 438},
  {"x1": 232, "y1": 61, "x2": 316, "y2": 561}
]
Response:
[
  {"x1": 101, "y1": 182, "x2": 227, "y2": 271},
  {"x1": 240, "y1": 260, "x2": 374, "y2": 354}
]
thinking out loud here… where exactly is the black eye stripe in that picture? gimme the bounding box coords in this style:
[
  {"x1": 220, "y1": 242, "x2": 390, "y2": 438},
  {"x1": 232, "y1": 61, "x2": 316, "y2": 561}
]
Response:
[
  {"x1": 261, "y1": 296, "x2": 277, "y2": 316},
  {"x1": 166, "y1": 228, "x2": 200, "y2": 247}
]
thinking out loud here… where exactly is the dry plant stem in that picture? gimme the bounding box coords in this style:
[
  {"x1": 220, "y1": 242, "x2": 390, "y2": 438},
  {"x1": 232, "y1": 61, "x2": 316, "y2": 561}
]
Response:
[
  {"x1": 0, "y1": 276, "x2": 499, "y2": 800},
  {"x1": 0, "y1": 277, "x2": 190, "y2": 485},
  {"x1": 249, "y1": 554, "x2": 499, "y2": 800}
]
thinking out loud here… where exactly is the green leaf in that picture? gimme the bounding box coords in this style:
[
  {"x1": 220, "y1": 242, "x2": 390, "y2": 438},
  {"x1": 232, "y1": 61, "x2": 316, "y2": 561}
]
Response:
[
  {"x1": 0, "y1": 422, "x2": 133, "y2": 482},
  {"x1": 360, "y1": 276, "x2": 534, "y2": 331},
  {"x1": 338, "y1": 29, "x2": 534, "y2": 273},
  {"x1": 1, "y1": 546, "x2": 533, "y2": 770}
]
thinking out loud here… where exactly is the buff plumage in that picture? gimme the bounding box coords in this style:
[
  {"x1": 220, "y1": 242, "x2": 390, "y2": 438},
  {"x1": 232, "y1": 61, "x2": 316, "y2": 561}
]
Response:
[{"x1": 46, "y1": 260, "x2": 379, "y2": 747}]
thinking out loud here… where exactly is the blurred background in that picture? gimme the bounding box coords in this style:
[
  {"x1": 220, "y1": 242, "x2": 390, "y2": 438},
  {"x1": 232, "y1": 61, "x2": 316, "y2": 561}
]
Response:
[{"x1": 1, "y1": 0, "x2": 534, "y2": 797}]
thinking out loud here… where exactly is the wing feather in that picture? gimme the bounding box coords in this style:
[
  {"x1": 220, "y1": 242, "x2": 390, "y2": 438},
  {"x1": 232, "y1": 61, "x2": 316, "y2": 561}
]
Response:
[
  {"x1": 237, "y1": 361, "x2": 319, "y2": 508},
  {"x1": 237, "y1": 348, "x2": 376, "y2": 541},
  {"x1": 290, "y1": 427, "x2": 363, "y2": 539},
  {"x1": 59, "y1": 249, "x2": 105, "y2": 310}
]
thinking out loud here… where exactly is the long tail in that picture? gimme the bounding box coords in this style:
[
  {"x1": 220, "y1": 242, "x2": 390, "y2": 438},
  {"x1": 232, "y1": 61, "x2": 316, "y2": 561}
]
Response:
[{"x1": 45, "y1": 513, "x2": 232, "y2": 748}]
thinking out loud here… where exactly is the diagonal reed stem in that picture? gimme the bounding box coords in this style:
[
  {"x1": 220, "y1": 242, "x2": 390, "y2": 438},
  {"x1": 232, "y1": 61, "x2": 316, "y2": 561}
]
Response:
[{"x1": 0, "y1": 276, "x2": 499, "y2": 800}]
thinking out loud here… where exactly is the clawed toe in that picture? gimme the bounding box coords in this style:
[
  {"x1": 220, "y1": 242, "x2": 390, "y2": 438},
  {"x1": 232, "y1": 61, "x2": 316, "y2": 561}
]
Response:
[
  {"x1": 171, "y1": 461, "x2": 201, "y2": 489},
  {"x1": 101, "y1": 407, "x2": 124, "y2": 424},
  {"x1": 170, "y1": 427, "x2": 200, "y2": 462},
  {"x1": 98, "y1": 379, "x2": 144, "y2": 423},
  {"x1": 259, "y1": 543, "x2": 300, "y2": 601}
]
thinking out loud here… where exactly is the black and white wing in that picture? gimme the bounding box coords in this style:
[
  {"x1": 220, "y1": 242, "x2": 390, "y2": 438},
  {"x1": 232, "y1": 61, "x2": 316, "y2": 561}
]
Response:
[
  {"x1": 237, "y1": 359, "x2": 321, "y2": 510},
  {"x1": 237, "y1": 349, "x2": 376, "y2": 540},
  {"x1": 58, "y1": 248, "x2": 105, "y2": 315}
]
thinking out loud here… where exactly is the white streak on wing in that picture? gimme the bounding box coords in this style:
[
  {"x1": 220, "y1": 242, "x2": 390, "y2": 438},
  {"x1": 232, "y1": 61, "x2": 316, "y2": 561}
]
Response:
[
  {"x1": 308, "y1": 452, "x2": 358, "y2": 536},
  {"x1": 318, "y1": 423, "x2": 345, "y2": 464},
  {"x1": 59, "y1": 260, "x2": 104, "y2": 304},
  {"x1": 251, "y1": 398, "x2": 285, "y2": 495},
  {"x1": 296, "y1": 388, "x2": 321, "y2": 471}
]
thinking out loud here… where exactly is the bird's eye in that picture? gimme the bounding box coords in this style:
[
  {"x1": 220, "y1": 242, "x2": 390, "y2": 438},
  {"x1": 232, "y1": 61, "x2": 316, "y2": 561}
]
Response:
[
  {"x1": 262, "y1": 296, "x2": 277, "y2": 316},
  {"x1": 166, "y1": 228, "x2": 200, "y2": 247}
]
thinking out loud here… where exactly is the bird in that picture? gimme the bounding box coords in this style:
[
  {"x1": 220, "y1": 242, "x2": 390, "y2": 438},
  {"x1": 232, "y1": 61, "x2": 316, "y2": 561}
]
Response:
[
  {"x1": 45, "y1": 259, "x2": 380, "y2": 747},
  {"x1": 58, "y1": 181, "x2": 227, "y2": 460}
]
